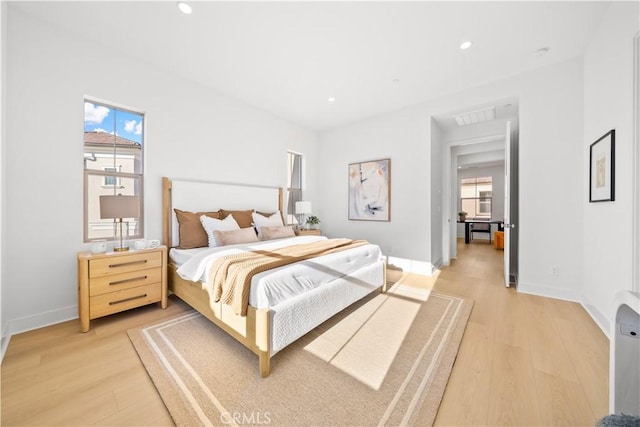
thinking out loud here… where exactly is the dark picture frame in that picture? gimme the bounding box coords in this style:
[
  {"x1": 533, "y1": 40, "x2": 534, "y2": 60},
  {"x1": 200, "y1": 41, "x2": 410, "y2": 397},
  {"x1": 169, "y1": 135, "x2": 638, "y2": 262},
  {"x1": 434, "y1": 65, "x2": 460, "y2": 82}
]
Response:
[
  {"x1": 589, "y1": 129, "x2": 615, "y2": 202},
  {"x1": 348, "y1": 158, "x2": 391, "y2": 221}
]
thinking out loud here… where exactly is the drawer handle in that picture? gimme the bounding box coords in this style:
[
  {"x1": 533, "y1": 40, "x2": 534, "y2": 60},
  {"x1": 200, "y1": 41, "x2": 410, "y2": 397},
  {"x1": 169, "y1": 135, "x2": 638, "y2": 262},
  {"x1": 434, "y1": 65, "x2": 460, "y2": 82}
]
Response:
[
  {"x1": 109, "y1": 276, "x2": 148, "y2": 286},
  {"x1": 109, "y1": 294, "x2": 148, "y2": 305},
  {"x1": 109, "y1": 260, "x2": 147, "y2": 269}
]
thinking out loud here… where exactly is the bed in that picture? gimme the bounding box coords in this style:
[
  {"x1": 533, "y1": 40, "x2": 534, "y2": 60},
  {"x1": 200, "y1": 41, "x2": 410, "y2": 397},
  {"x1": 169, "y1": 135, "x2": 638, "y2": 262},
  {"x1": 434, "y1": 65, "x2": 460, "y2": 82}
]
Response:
[{"x1": 162, "y1": 177, "x2": 386, "y2": 377}]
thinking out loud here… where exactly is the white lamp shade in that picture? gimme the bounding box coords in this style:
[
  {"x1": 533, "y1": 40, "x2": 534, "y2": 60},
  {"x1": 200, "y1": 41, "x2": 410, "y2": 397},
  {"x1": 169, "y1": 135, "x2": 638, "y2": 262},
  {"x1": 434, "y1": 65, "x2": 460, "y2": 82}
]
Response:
[
  {"x1": 100, "y1": 195, "x2": 140, "y2": 219},
  {"x1": 295, "y1": 201, "x2": 312, "y2": 215}
]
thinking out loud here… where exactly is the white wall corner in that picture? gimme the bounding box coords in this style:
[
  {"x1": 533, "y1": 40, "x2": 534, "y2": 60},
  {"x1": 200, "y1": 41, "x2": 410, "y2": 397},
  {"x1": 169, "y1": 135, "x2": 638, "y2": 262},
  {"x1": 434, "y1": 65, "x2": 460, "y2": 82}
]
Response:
[
  {"x1": 0, "y1": 322, "x2": 10, "y2": 363},
  {"x1": 580, "y1": 301, "x2": 611, "y2": 339},
  {"x1": 517, "y1": 281, "x2": 581, "y2": 302}
]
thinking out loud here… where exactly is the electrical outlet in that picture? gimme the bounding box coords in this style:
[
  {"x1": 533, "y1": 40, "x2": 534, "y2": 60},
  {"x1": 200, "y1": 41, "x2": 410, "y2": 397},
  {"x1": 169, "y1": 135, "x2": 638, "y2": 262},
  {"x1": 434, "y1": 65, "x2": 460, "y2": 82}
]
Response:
[
  {"x1": 620, "y1": 323, "x2": 639, "y2": 339},
  {"x1": 551, "y1": 267, "x2": 560, "y2": 276}
]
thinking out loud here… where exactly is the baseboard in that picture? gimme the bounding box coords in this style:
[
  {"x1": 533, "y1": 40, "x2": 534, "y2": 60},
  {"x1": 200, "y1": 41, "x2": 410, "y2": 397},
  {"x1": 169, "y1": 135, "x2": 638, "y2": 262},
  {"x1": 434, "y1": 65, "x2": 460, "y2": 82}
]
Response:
[
  {"x1": 517, "y1": 281, "x2": 581, "y2": 302},
  {"x1": 386, "y1": 256, "x2": 435, "y2": 276},
  {"x1": 518, "y1": 281, "x2": 611, "y2": 339},
  {"x1": 580, "y1": 301, "x2": 611, "y2": 339},
  {"x1": 8, "y1": 305, "x2": 78, "y2": 337},
  {"x1": 0, "y1": 322, "x2": 11, "y2": 363}
]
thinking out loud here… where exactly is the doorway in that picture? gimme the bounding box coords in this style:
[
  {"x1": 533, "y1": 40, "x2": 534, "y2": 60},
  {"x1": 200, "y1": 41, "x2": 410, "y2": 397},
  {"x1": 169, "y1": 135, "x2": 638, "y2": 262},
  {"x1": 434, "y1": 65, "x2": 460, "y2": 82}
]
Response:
[{"x1": 432, "y1": 99, "x2": 519, "y2": 286}]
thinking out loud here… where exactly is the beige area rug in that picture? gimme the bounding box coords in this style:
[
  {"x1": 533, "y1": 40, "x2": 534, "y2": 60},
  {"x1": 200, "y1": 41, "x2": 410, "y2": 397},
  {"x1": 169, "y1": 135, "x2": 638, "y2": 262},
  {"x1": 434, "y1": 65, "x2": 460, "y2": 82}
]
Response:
[{"x1": 128, "y1": 284, "x2": 472, "y2": 427}]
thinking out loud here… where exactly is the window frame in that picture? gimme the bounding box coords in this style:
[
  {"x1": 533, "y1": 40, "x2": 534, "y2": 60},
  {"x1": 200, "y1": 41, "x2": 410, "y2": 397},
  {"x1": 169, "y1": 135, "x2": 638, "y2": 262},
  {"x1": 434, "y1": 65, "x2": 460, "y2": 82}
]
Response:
[
  {"x1": 83, "y1": 97, "x2": 145, "y2": 243},
  {"x1": 460, "y1": 176, "x2": 493, "y2": 219},
  {"x1": 286, "y1": 151, "x2": 303, "y2": 225}
]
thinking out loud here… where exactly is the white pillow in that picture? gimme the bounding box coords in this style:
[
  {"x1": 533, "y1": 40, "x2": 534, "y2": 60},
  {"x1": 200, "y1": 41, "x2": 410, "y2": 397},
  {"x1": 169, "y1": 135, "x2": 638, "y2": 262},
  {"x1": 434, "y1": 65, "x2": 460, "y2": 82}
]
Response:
[
  {"x1": 200, "y1": 214, "x2": 240, "y2": 247},
  {"x1": 252, "y1": 211, "x2": 284, "y2": 238}
]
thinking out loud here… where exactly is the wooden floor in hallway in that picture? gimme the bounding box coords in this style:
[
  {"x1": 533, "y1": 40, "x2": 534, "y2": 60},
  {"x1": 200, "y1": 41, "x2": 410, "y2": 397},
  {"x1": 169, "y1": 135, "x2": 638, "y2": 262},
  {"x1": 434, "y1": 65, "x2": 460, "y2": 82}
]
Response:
[
  {"x1": 1, "y1": 239, "x2": 609, "y2": 426},
  {"x1": 430, "y1": 239, "x2": 609, "y2": 426}
]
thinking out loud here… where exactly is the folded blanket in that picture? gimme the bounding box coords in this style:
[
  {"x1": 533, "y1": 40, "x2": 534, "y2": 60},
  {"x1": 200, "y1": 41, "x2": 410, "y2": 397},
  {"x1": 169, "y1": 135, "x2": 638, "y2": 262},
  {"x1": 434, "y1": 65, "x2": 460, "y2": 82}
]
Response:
[{"x1": 210, "y1": 238, "x2": 369, "y2": 315}]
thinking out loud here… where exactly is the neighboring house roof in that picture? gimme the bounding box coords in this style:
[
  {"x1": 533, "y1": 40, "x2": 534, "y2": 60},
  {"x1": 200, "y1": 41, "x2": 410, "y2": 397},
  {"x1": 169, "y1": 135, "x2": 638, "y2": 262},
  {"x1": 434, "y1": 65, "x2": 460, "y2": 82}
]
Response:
[{"x1": 84, "y1": 131, "x2": 141, "y2": 147}]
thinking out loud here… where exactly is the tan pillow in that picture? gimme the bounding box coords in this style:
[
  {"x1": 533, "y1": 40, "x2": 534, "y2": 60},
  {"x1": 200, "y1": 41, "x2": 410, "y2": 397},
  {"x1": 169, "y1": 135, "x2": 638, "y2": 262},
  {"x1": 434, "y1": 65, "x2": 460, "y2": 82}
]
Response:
[
  {"x1": 174, "y1": 209, "x2": 221, "y2": 249},
  {"x1": 213, "y1": 227, "x2": 259, "y2": 246},
  {"x1": 220, "y1": 209, "x2": 254, "y2": 229},
  {"x1": 260, "y1": 225, "x2": 296, "y2": 241}
]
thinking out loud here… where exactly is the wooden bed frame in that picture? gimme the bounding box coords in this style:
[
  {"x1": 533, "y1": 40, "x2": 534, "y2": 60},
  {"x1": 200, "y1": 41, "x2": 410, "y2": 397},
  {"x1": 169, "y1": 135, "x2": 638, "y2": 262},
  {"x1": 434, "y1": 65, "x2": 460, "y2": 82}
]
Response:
[{"x1": 161, "y1": 177, "x2": 385, "y2": 377}]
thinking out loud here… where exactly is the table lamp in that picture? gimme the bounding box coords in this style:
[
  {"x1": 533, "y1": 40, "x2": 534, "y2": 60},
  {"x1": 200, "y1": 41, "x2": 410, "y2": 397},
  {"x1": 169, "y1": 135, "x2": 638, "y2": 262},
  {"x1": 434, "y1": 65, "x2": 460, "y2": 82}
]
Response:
[
  {"x1": 100, "y1": 195, "x2": 140, "y2": 252},
  {"x1": 295, "y1": 201, "x2": 311, "y2": 229}
]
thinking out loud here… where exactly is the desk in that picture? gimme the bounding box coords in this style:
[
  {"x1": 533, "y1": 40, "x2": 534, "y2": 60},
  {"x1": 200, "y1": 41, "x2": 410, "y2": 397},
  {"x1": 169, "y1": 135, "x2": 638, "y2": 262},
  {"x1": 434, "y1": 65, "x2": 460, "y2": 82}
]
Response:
[{"x1": 458, "y1": 219, "x2": 503, "y2": 244}]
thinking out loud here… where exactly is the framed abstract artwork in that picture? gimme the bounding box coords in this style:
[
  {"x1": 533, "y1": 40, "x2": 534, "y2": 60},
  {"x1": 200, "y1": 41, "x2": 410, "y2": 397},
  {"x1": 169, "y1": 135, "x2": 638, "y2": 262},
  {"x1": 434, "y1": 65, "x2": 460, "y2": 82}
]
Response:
[
  {"x1": 589, "y1": 130, "x2": 615, "y2": 202},
  {"x1": 348, "y1": 158, "x2": 391, "y2": 221}
]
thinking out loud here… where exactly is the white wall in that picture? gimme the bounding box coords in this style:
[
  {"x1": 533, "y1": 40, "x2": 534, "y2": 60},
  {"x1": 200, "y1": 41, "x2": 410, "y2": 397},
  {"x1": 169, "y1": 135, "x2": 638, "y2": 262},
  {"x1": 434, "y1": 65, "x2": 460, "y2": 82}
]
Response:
[
  {"x1": 318, "y1": 107, "x2": 432, "y2": 274},
  {"x1": 1, "y1": 0, "x2": 7, "y2": 359},
  {"x1": 320, "y1": 58, "x2": 585, "y2": 299},
  {"x1": 582, "y1": 2, "x2": 640, "y2": 334},
  {"x1": 430, "y1": 119, "x2": 444, "y2": 269},
  {"x1": 3, "y1": 8, "x2": 319, "y2": 334}
]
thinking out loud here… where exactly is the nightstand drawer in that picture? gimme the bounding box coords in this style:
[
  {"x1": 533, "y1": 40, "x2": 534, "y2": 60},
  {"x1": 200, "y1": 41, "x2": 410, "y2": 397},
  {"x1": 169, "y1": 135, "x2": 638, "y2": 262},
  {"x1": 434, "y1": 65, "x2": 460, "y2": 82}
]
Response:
[
  {"x1": 90, "y1": 267, "x2": 162, "y2": 297},
  {"x1": 89, "y1": 252, "x2": 162, "y2": 278},
  {"x1": 90, "y1": 283, "x2": 162, "y2": 319}
]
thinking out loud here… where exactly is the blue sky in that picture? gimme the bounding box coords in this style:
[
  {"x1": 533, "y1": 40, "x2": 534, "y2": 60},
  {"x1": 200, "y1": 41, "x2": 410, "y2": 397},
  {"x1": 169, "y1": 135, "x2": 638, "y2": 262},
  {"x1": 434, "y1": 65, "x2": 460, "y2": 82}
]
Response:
[{"x1": 84, "y1": 102, "x2": 144, "y2": 144}]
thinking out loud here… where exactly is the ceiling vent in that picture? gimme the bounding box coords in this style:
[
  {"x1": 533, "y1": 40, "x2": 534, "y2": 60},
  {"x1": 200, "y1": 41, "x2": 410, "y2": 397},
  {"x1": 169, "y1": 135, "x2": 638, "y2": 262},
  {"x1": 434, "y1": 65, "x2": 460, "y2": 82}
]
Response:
[{"x1": 454, "y1": 107, "x2": 496, "y2": 126}]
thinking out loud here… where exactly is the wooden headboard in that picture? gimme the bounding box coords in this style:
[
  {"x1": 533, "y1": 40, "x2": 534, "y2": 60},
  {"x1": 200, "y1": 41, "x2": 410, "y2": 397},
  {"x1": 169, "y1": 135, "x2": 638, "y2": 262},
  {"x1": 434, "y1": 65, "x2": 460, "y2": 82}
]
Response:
[{"x1": 162, "y1": 177, "x2": 283, "y2": 248}]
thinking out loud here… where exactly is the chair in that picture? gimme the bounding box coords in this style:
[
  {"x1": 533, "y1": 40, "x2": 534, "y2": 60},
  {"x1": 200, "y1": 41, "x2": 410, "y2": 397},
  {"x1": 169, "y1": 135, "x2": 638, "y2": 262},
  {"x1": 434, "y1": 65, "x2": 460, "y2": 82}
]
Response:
[{"x1": 470, "y1": 222, "x2": 492, "y2": 243}]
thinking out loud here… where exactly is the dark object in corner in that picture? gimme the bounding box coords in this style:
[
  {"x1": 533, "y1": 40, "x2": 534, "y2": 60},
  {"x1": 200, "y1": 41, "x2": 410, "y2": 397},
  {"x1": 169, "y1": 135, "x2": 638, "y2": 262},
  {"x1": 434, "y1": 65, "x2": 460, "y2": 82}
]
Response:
[{"x1": 596, "y1": 414, "x2": 640, "y2": 427}]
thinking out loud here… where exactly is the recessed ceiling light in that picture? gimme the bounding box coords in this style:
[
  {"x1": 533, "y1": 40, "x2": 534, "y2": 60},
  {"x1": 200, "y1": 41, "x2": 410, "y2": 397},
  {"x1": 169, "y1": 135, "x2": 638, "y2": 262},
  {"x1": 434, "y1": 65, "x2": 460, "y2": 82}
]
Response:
[
  {"x1": 328, "y1": 97, "x2": 336, "y2": 103},
  {"x1": 459, "y1": 41, "x2": 472, "y2": 50},
  {"x1": 177, "y1": 1, "x2": 192, "y2": 14},
  {"x1": 534, "y1": 47, "x2": 550, "y2": 56}
]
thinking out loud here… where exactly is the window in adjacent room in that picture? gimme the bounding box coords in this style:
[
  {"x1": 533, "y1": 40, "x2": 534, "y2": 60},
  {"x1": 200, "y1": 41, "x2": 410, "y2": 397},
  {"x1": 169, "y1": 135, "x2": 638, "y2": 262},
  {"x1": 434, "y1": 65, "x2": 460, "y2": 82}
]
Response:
[
  {"x1": 460, "y1": 176, "x2": 492, "y2": 219},
  {"x1": 83, "y1": 99, "x2": 144, "y2": 242},
  {"x1": 286, "y1": 151, "x2": 303, "y2": 225}
]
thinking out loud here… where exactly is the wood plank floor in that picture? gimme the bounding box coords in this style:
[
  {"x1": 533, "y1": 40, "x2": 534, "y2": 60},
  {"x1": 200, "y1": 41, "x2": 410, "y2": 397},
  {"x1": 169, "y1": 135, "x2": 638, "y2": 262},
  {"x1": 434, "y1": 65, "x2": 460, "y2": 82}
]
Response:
[{"x1": 1, "y1": 240, "x2": 609, "y2": 426}]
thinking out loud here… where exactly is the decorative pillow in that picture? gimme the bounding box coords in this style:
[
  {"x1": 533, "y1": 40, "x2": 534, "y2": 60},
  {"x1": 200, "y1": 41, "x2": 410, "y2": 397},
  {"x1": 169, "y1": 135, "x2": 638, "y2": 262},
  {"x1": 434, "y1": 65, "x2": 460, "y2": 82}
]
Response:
[
  {"x1": 214, "y1": 228, "x2": 260, "y2": 246},
  {"x1": 200, "y1": 214, "x2": 241, "y2": 247},
  {"x1": 252, "y1": 210, "x2": 284, "y2": 238},
  {"x1": 174, "y1": 209, "x2": 222, "y2": 249},
  {"x1": 259, "y1": 225, "x2": 296, "y2": 241},
  {"x1": 220, "y1": 209, "x2": 254, "y2": 229}
]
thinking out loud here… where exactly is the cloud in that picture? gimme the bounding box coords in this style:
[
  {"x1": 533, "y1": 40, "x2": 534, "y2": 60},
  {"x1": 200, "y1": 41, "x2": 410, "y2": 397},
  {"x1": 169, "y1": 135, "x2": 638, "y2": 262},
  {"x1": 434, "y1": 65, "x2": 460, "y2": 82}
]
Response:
[
  {"x1": 125, "y1": 119, "x2": 143, "y2": 135},
  {"x1": 84, "y1": 103, "x2": 110, "y2": 124},
  {"x1": 94, "y1": 128, "x2": 113, "y2": 134}
]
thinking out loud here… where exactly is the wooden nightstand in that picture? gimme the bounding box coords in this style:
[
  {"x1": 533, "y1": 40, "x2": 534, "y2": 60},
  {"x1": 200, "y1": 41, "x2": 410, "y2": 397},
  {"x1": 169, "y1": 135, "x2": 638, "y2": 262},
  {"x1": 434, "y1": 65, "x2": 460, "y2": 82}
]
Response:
[
  {"x1": 295, "y1": 229, "x2": 322, "y2": 236},
  {"x1": 77, "y1": 245, "x2": 168, "y2": 332}
]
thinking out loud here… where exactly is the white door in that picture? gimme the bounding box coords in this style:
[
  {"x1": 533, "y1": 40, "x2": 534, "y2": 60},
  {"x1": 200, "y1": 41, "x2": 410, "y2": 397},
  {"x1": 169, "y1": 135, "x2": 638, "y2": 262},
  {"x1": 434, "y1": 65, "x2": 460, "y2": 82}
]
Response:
[{"x1": 504, "y1": 121, "x2": 511, "y2": 287}]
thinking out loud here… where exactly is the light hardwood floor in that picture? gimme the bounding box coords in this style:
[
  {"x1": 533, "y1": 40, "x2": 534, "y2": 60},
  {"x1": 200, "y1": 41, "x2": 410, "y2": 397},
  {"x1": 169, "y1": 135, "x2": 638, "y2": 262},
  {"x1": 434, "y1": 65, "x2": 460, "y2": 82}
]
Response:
[{"x1": 1, "y1": 240, "x2": 608, "y2": 426}]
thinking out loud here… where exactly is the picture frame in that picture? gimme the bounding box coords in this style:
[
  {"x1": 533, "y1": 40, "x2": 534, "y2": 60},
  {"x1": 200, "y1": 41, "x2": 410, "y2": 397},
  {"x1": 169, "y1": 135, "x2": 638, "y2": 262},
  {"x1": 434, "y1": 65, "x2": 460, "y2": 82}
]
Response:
[
  {"x1": 589, "y1": 129, "x2": 615, "y2": 202},
  {"x1": 348, "y1": 158, "x2": 391, "y2": 221}
]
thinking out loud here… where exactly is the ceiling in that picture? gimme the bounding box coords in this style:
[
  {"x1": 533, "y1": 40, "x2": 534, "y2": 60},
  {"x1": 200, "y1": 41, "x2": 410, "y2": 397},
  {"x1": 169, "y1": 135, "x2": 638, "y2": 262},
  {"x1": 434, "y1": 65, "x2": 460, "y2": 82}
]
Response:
[{"x1": 11, "y1": 1, "x2": 610, "y2": 132}]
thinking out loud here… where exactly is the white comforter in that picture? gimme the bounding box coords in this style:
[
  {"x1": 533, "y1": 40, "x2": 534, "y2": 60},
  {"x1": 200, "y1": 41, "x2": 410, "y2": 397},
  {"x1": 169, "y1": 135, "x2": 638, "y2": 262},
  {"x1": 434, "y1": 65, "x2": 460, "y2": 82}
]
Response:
[{"x1": 171, "y1": 236, "x2": 383, "y2": 309}]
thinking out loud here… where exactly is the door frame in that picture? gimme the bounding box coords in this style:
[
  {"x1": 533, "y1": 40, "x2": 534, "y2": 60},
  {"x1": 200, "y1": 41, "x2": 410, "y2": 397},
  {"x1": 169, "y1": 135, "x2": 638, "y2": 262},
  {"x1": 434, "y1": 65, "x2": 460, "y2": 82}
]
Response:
[
  {"x1": 442, "y1": 133, "x2": 505, "y2": 265},
  {"x1": 633, "y1": 31, "x2": 639, "y2": 293}
]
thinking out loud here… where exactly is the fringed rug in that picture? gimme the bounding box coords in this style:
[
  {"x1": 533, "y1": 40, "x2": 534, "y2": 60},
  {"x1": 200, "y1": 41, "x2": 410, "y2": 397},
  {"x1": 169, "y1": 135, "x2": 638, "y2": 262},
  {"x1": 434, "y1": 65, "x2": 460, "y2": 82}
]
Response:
[{"x1": 128, "y1": 284, "x2": 472, "y2": 426}]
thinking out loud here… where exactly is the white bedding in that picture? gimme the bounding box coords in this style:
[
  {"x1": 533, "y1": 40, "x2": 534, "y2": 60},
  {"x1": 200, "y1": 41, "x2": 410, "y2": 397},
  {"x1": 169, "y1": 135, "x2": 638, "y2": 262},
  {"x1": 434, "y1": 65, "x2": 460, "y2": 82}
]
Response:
[{"x1": 170, "y1": 236, "x2": 383, "y2": 309}]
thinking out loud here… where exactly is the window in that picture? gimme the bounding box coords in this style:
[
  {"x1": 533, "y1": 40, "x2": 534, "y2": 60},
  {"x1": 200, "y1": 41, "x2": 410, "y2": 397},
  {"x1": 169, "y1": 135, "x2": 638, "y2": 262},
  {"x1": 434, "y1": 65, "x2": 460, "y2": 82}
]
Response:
[
  {"x1": 84, "y1": 99, "x2": 144, "y2": 242},
  {"x1": 460, "y1": 176, "x2": 492, "y2": 219},
  {"x1": 286, "y1": 151, "x2": 303, "y2": 225}
]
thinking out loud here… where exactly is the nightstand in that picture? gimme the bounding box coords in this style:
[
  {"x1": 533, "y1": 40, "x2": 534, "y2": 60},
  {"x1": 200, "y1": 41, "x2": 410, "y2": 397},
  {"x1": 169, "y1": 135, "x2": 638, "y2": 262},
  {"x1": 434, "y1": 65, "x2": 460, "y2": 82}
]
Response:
[
  {"x1": 295, "y1": 229, "x2": 322, "y2": 236},
  {"x1": 77, "y1": 245, "x2": 168, "y2": 332}
]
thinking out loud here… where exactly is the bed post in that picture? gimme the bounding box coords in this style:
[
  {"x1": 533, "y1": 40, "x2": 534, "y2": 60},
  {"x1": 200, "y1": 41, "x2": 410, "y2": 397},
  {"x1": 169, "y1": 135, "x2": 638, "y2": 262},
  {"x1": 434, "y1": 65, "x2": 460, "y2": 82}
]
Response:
[
  {"x1": 256, "y1": 308, "x2": 271, "y2": 377},
  {"x1": 162, "y1": 177, "x2": 172, "y2": 248},
  {"x1": 382, "y1": 262, "x2": 388, "y2": 293}
]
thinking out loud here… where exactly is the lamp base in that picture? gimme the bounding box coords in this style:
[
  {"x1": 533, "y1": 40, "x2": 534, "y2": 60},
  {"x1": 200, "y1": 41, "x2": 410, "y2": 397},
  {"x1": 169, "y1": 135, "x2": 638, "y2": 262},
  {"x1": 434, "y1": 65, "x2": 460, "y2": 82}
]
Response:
[{"x1": 113, "y1": 246, "x2": 129, "y2": 252}]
